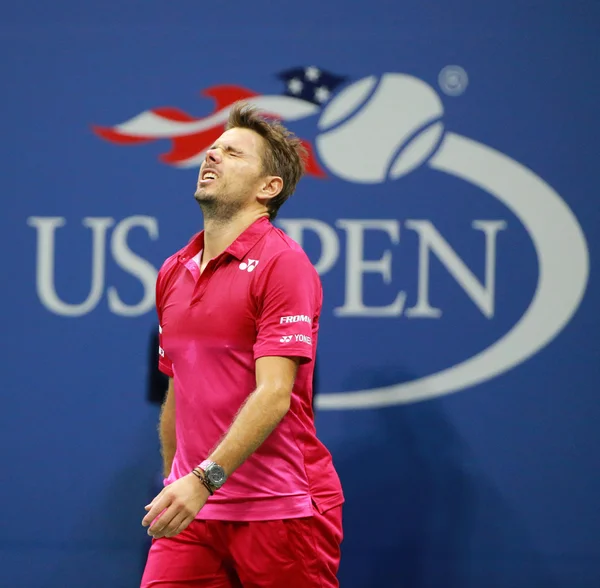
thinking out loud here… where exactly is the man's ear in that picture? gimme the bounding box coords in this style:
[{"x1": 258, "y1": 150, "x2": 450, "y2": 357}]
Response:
[{"x1": 259, "y1": 176, "x2": 283, "y2": 202}]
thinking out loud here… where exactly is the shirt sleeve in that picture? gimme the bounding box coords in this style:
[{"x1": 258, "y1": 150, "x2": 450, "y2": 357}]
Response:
[
  {"x1": 157, "y1": 324, "x2": 174, "y2": 377},
  {"x1": 253, "y1": 248, "x2": 322, "y2": 364},
  {"x1": 155, "y1": 264, "x2": 175, "y2": 377}
]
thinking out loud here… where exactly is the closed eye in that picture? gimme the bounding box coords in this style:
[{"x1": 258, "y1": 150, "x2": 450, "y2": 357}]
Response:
[
  {"x1": 208, "y1": 143, "x2": 244, "y2": 157},
  {"x1": 225, "y1": 146, "x2": 244, "y2": 156}
]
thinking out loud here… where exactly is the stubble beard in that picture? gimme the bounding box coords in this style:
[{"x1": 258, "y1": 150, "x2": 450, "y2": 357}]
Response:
[{"x1": 194, "y1": 187, "x2": 244, "y2": 225}]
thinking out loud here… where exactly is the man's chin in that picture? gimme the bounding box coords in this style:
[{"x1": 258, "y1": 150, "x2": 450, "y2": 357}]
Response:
[{"x1": 194, "y1": 189, "x2": 213, "y2": 203}]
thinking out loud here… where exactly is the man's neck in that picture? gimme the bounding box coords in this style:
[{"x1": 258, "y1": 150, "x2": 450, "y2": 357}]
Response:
[{"x1": 201, "y1": 209, "x2": 269, "y2": 267}]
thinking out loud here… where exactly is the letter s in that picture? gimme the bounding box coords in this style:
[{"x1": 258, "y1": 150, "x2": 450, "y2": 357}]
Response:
[{"x1": 107, "y1": 215, "x2": 159, "y2": 317}]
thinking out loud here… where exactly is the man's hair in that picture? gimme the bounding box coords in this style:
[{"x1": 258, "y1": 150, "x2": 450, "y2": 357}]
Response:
[{"x1": 225, "y1": 102, "x2": 308, "y2": 220}]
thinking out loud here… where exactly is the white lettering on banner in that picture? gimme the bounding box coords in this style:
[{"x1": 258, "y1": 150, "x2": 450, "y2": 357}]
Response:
[
  {"x1": 107, "y1": 216, "x2": 159, "y2": 316},
  {"x1": 404, "y1": 220, "x2": 507, "y2": 318},
  {"x1": 28, "y1": 216, "x2": 507, "y2": 318},
  {"x1": 281, "y1": 218, "x2": 506, "y2": 319},
  {"x1": 334, "y1": 220, "x2": 406, "y2": 317},
  {"x1": 27, "y1": 216, "x2": 113, "y2": 317},
  {"x1": 280, "y1": 315, "x2": 311, "y2": 324},
  {"x1": 27, "y1": 215, "x2": 159, "y2": 317}
]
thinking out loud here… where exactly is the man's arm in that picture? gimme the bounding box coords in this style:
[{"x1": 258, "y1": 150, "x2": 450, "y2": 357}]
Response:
[
  {"x1": 207, "y1": 355, "x2": 299, "y2": 477},
  {"x1": 142, "y1": 357, "x2": 298, "y2": 539},
  {"x1": 159, "y1": 377, "x2": 176, "y2": 477}
]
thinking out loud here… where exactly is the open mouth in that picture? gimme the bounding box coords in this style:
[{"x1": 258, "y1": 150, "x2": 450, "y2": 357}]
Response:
[{"x1": 201, "y1": 169, "x2": 218, "y2": 183}]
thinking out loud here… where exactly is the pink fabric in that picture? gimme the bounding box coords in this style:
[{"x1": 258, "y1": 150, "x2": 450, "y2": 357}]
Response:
[
  {"x1": 141, "y1": 505, "x2": 343, "y2": 587},
  {"x1": 155, "y1": 217, "x2": 343, "y2": 521}
]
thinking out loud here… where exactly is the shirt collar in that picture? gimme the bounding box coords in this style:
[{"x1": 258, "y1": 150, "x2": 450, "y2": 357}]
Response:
[
  {"x1": 226, "y1": 216, "x2": 272, "y2": 260},
  {"x1": 178, "y1": 216, "x2": 271, "y2": 264},
  {"x1": 178, "y1": 231, "x2": 204, "y2": 264}
]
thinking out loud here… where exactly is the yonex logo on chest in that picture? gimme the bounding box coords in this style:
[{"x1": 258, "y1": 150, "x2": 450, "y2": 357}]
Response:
[{"x1": 239, "y1": 259, "x2": 259, "y2": 272}]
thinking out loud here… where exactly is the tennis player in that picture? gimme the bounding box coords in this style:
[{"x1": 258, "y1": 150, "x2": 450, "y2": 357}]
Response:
[{"x1": 140, "y1": 102, "x2": 344, "y2": 587}]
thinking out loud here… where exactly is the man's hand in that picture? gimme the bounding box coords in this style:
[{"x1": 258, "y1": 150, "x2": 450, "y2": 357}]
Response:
[{"x1": 142, "y1": 473, "x2": 210, "y2": 539}]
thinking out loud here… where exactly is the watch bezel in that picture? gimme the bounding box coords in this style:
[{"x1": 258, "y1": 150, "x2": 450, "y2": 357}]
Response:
[{"x1": 205, "y1": 463, "x2": 227, "y2": 488}]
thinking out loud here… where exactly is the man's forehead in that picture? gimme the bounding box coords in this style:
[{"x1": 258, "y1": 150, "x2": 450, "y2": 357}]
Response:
[{"x1": 217, "y1": 127, "x2": 263, "y2": 151}]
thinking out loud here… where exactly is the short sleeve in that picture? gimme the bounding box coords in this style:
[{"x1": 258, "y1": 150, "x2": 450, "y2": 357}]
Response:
[{"x1": 253, "y1": 249, "x2": 322, "y2": 363}]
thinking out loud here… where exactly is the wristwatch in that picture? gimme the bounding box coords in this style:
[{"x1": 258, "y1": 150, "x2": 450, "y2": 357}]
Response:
[{"x1": 199, "y1": 460, "x2": 227, "y2": 490}]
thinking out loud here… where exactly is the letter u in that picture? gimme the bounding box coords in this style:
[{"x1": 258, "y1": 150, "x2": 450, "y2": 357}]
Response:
[{"x1": 27, "y1": 217, "x2": 114, "y2": 317}]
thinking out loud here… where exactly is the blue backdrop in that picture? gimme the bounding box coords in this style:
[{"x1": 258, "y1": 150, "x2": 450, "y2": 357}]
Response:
[{"x1": 2, "y1": 2, "x2": 599, "y2": 587}]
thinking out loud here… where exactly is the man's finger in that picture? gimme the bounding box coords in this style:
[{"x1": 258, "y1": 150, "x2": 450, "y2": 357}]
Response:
[
  {"x1": 142, "y1": 489, "x2": 165, "y2": 515},
  {"x1": 148, "y1": 502, "x2": 181, "y2": 537},
  {"x1": 172, "y1": 515, "x2": 195, "y2": 538},
  {"x1": 142, "y1": 494, "x2": 170, "y2": 527},
  {"x1": 163, "y1": 510, "x2": 190, "y2": 538}
]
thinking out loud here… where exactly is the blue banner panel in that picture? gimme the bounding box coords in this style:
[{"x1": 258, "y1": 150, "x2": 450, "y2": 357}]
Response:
[{"x1": 1, "y1": 2, "x2": 599, "y2": 586}]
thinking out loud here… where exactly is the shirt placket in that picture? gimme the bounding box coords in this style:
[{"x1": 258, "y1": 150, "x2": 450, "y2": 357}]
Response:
[{"x1": 189, "y1": 255, "x2": 225, "y2": 305}]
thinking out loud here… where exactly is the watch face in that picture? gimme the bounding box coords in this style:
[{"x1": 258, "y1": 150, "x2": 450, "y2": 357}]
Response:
[{"x1": 207, "y1": 464, "x2": 226, "y2": 486}]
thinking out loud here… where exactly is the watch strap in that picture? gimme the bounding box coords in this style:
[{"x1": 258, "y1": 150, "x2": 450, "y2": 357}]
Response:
[{"x1": 199, "y1": 460, "x2": 214, "y2": 471}]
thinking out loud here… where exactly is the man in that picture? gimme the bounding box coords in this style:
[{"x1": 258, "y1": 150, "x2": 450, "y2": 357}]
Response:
[{"x1": 141, "y1": 102, "x2": 344, "y2": 587}]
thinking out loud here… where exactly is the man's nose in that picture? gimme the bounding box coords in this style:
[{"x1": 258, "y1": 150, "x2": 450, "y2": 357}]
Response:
[{"x1": 205, "y1": 148, "x2": 222, "y2": 164}]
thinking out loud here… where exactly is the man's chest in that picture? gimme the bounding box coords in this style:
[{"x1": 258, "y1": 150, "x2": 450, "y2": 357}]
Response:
[{"x1": 161, "y1": 265, "x2": 259, "y2": 353}]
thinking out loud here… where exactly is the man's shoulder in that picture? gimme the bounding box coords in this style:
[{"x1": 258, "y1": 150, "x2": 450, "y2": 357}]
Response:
[
  {"x1": 261, "y1": 225, "x2": 315, "y2": 267},
  {"x1": 263, "y1": 225, "x2": 308, "y2": 260},
  {"x1": 157, "y1": 248, "x2": 181, "y2": 279}
]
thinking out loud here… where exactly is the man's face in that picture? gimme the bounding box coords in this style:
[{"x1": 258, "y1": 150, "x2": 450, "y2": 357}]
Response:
[{"x1": 194, "y1": 128, "x2": 267, "y2": 216}]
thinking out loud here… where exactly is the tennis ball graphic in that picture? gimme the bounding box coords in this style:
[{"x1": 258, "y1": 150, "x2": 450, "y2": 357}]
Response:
[{"x1": 316, "y1": 74, "x2": 445, "y2": 183}]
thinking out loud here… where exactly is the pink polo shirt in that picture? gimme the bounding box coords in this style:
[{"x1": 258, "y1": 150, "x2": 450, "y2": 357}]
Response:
[{"x1": 155, "y1": 216, "x2": 344, "y2": 521}]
